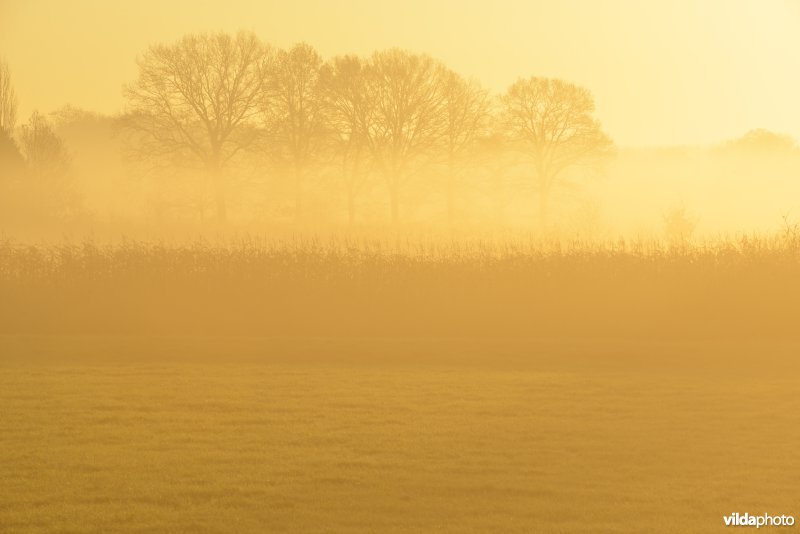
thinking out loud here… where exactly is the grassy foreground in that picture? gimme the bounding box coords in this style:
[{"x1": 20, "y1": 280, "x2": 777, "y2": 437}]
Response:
[{"x1": 2, "y1": 336, "x2": 800, "y2": 533}]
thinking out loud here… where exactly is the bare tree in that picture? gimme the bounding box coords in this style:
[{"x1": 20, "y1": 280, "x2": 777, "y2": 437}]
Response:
[
  {"x1": 363, "y1": 49, "x2": 449, "y2": 224},
  {"x1": 441, "y1": 71, "x2": 490, "y2": 225},
  {"x1": 19, "y1": 112, "x2": 71, "y2": 180},
  {"x1": 0, "y1": 59, "x2": 17, "y2": 133},
  {"x1": 17, "y1": 112, "x2": 79, "y2": 218},
  {"x1": 663, "y1": 204, "x2": 698, "y2": 244},
  {"x1": 320, "y1": 55, "x2": 373, "y2": 225},
  {"x1": 262, "y1": 43, "x2": 328, "y2": 222},
  {"x1": 123, "y1": 31, "x2": 270, "y2": 223},
  {"x1": 501, "y1": 77, "x2": 612, "y2": 228}
]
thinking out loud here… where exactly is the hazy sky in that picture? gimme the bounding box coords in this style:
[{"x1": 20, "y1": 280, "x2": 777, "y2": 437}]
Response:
[{"x1": 2, "y1": 0, "x2": 799, "y2": 146}]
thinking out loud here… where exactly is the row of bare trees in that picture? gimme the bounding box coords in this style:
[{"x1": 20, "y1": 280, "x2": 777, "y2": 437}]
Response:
[{"x1": 122, "y1": 32, "x2": 613, "y2": 227}]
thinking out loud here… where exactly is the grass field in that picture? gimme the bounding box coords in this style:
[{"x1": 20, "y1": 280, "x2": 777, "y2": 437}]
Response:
[{"x1": 2, "y1": 336, "x2": 800, "y2": 533}]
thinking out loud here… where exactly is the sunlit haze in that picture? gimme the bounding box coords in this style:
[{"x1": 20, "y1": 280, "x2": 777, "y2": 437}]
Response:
[
  {"x1": 3, "y1": 0, "x2": 799, "y2": 146},
  {"x1": 4, "y1": 3, "x2": 800, "y2": 533}
]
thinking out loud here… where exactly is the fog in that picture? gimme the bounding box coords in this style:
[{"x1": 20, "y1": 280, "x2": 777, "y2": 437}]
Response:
[
  {"x1": 2, "y1": 103, "x2": 798, "y2": 241},
  {"x1": 4, "y1": 5, "x2": 800, "y2": 533},
  {"x1": 2, "y1": 1, "x2": 800, "y2": 241}
]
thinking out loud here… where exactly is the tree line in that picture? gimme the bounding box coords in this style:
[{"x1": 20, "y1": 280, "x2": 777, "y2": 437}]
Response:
[
  {"x1": 121, "y1": 31, "x2": 613, "y2": 227},
  {"x1": 1, "y1": 33, "x2": 613, "y2": 230}
]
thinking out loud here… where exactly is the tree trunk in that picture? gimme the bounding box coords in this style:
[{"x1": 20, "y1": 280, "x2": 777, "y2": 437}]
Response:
[
  {"x1": 294, "y1": 164, "x2": 302, "y2": 224},
  {"x1": 347, "y1": 191, "x2": 355, "y2": 226},
  {"x1": 447, "y1": 159, "x2": 455, "y2": 227},
  {"x1": 210, "y1": 164, "x2": 227, "y2": 224},
  {"x1": 539, "y1": 190, "x2": 548, "y2": 231},
  {"x1": 390, "y1": 187, "x2": 399, "y2": 225}
]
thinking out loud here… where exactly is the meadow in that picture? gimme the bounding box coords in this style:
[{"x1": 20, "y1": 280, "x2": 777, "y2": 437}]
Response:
[
  {"x1": 3, "y1": 337, "x2": 800, "y2": 533},
  {"x1": 2, "y1": 234, "x2": 800, "y2": 533}
]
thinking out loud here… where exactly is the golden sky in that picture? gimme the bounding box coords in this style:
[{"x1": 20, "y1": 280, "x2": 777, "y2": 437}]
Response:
[{"x1": 2, "y1": 0, "x2": 799, "y2": 146}]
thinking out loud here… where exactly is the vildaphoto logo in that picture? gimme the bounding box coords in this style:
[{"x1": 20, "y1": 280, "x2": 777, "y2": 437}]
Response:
[{"x1": 724, "y1": 513, "x2": 795, "y2": 528}]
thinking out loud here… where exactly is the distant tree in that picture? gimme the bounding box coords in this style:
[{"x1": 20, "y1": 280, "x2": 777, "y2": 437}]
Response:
[
  {"x1": 0, "y1": 127, "x2": 25, "y2": 227},
  {"x1": 0, "y1": 59, "x2": 17, "y2": 133},
  {"x1": 363, "y1": 49, "x2": 449, "y2": 224},
  {"x1": 441, "y1": 71, "x2": 490, "y2": 225},
  {"x1": 663, "y1": 204, "x2": 698, "y2": 244},
  {"x1": 0, "y1": 127, "x2": 25, "y2": 175},
  {"x1": 17, "y1": 112, "x2": 79, "y2": 219},
  {"x1": 123, "y1": 31, "x2": 270, "y2": 223},
  {"x1": 19, "y1": 112, "x2": 71, "y2": 180},
  {"x1": 320, "y1": 55, "x2": 373, "y2": 225},
  {"x1": 261, "y1": 43, "x2": 328, "y2": 222},
  {"x1": 726, "y1": 129, "x2": 796, "y2": 153},
  {"x1": 501, "y1": 77, "x2": 612, "y2": 228}
]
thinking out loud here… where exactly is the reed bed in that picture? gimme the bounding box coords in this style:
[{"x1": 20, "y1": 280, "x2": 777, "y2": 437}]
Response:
[{"x1": 1, "y1": 233, "x2": 798, "y2": 339}]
